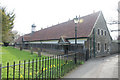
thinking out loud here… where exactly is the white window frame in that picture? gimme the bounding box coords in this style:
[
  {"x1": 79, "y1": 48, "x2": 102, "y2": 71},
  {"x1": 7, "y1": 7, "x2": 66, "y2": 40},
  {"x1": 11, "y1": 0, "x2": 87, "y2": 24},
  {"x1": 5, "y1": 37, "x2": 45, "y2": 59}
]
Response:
[
  {"x1": 104, "y1": 43, "x2": 107, "y2": 51},
  {"x1": 97, "y1": 42, "x2": 101, "y2": 52},
  {"x1": 104, "y1": 31, "x2": 106, "y2": 36},
  {"x1": 97, "y1": 28, "x2": 100, "y2": 35},
  {"x1": 101, "y1": 30, "x2": 103, "y2": 35}
]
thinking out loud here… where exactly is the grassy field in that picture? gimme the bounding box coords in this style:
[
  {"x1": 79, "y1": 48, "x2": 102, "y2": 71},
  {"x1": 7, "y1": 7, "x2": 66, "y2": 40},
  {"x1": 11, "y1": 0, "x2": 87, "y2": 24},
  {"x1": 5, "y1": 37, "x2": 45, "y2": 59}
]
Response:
[{"x1": 0, "y1": 46, "x2": 41, "y2": 66}]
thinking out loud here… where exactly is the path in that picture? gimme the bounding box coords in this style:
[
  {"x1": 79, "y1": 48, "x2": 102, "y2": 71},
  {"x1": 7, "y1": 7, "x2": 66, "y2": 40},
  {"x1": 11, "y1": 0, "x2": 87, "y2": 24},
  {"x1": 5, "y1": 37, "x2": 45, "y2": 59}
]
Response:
[{"x1": 64, "y1": 54, "x2": 119, "y2": 78}]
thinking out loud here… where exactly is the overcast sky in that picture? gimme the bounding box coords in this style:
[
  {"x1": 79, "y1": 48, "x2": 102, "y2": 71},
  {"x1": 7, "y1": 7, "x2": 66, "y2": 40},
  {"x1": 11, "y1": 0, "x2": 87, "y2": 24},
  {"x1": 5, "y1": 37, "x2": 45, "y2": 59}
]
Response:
[{"x1": 1, "y1": 0, "x2": 119, "y2": 40}]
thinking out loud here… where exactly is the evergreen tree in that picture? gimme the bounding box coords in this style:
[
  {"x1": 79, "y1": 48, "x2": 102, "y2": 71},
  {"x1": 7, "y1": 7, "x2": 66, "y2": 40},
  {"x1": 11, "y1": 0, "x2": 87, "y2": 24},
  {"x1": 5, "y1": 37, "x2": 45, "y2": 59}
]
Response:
[{"x1": 0, "y1": 7, "x2": 15, "y2": 45}]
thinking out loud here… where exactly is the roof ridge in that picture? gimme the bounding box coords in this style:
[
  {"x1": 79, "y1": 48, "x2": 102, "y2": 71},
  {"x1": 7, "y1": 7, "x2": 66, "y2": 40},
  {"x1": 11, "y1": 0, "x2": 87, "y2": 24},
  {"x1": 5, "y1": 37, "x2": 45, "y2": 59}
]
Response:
[{"x1": 79, "y1": 11, "x2": 101, "y2": 19}]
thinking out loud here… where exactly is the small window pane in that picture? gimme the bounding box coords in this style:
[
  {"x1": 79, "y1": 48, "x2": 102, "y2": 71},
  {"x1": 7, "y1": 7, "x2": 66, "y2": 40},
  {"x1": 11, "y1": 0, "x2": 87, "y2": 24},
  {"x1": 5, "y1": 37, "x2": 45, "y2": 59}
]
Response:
[
  {"x1": 98, "y1": 29, "x2": 100, "y2": 35},
  {"x1": 105, "y1": 43, "x2": 107, "y2": 50},
  {"x1": 98, "y1": 43, "x2": 100, "y2": 51},
  {"x1": 101, "y1": 30, "x2": 103, "y2": 35},
  {"x1": 105, "y1": 31, "x2": 106, "y2": 36}
]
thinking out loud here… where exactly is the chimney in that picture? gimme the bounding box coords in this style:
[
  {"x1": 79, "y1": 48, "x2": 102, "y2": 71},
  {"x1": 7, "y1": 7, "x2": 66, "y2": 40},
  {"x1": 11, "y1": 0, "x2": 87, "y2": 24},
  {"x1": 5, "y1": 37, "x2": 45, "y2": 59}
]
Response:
[{"x1": 31, "y1": 24, "x2": 36, "y2": 33}]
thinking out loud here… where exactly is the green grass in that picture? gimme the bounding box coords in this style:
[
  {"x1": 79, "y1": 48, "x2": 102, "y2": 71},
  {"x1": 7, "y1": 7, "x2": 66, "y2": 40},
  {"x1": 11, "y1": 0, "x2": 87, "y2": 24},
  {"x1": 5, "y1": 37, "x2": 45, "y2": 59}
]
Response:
[
  {"x1": 0, "y1": 46, "x2": 41, "y2": 66},
  {"x1": 0, "y1": 46, "x2": 46, "y2": 78}
]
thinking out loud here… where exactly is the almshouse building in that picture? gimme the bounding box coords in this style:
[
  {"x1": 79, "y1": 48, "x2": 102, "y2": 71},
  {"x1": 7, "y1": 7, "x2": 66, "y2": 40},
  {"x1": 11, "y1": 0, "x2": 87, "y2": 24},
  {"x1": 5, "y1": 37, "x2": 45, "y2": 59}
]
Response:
[{"x1": 15, "y1": 11, "x2": 112, "y2": 58}]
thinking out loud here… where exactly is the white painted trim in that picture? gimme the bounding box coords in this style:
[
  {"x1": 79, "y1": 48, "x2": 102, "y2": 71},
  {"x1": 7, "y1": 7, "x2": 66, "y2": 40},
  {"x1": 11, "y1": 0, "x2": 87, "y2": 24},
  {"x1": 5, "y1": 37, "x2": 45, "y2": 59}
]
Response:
[
  {"x1": 29, "y1": 40, "x2": 58, "y2": 44},
  {"x1": 88, "y1": 11, "x2": 101, "y2": 37},
  {"x1": 104, "y1": 30, "x2": 106, "y2": 36},
  {"x1": 68, "y1": 38, "x2": 87, "y2": 44},
  {"x1": 61, "y1": 37, "x2": 65, "y2": 43},
  {"x1": 101, "y1": 29, "x2": 103, "y2": 36},
  {"x1": 100, "y1": 12, "x2": 112, "y2": 40},
  {"x1": 25, "y1": 38, "x2": 87, "y2": 44}
]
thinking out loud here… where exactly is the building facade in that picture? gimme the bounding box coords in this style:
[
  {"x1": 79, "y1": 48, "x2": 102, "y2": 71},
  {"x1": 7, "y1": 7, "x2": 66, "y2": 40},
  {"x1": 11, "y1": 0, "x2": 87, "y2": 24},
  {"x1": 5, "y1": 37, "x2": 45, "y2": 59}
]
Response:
[
  {"x1": 15, "y1": 11, "x2": 112, "y2": 58},
  {"x1": 85, "y1": 12, "x2": 112, "y2": 58}
]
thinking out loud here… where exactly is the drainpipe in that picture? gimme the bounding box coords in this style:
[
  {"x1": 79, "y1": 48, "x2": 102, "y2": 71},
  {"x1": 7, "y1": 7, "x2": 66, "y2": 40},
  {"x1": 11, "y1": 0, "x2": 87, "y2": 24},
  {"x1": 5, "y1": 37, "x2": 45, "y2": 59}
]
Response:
[
  {"x1": 90, "y1": 38, "x2": 92, "y2": 58},
  {"x1": 93, "y1": 28, "x2": 96, "y2": 57}
]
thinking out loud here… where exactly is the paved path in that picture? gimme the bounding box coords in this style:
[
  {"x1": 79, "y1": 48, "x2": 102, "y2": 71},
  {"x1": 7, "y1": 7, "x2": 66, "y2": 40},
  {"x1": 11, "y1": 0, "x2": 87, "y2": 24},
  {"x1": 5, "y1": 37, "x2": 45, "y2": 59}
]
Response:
[{"x1": 64, "y1": 54, "x2": 118, "y2": 78}]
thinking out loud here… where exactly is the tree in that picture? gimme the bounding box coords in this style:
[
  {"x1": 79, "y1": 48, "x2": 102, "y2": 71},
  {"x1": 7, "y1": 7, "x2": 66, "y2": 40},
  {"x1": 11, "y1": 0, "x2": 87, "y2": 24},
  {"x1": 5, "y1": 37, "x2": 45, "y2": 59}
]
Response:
[
  {"x1": 0, "y1": 7, "x2": 15, "y2": 45},
  {"x1": 9, "y1": 30, "x2": 20, "y2": 45}
]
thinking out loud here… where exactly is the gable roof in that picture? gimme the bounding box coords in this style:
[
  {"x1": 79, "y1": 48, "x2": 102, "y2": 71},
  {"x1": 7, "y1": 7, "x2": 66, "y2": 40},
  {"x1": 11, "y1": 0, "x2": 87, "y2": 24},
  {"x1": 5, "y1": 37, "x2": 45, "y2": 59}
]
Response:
[
  {"x1": 58, "y1": 36, "x2": 70, "y2": 45},
  {"x1": 16, "y1": 11, "x2": 101, "y2": 42}
]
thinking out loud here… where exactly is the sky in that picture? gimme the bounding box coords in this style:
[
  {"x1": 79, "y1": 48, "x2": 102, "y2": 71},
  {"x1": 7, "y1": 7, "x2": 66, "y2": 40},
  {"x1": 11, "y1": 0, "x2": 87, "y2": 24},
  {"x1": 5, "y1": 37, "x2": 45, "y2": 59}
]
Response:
[{"x1": 0, "y1": 0, "x2": 119, "y2": 40}]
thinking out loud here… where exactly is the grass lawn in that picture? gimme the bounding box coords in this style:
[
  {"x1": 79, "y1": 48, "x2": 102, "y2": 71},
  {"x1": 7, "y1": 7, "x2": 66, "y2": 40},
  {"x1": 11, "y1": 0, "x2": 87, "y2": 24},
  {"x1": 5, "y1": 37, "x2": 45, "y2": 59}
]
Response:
[{"x1": 0, "y1": 46, "x2": 42, "y2": 66}]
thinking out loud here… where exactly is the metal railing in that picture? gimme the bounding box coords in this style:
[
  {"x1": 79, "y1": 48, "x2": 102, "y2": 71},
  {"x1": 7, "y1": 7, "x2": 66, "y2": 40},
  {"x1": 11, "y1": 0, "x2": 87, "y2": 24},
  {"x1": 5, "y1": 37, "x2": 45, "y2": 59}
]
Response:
[{"x1": 0, "y1": 52, "x2": 85, "y2": 79}]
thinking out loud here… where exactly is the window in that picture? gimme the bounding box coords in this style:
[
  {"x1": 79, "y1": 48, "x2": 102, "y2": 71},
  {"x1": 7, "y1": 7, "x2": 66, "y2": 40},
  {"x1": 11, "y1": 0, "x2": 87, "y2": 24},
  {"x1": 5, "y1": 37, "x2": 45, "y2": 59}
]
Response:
[
  {"x1": 97, "y1": 43, "x2": 100, "y2": 51},
  {"x1": 105, "y1": 43, "x2": 107, "y2": 51},
  {"x1": 104, "y1": 31, "x2": 106, "y2": 36},
  {"x1": 101, "y1": 30, "x2": 103, "y2": 35},
  {"x1": 98, "y1": 29, "x2": 100, "y2": 35}
]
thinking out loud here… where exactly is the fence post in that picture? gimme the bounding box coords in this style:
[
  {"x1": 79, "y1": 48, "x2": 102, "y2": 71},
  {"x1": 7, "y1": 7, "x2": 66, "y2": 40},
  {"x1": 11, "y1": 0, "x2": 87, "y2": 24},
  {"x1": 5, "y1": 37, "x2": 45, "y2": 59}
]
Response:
[
  {"x1": 36, "y1": 59, "x2": 37, "y2": 79},
  {"x1": 24, "y1": 60, "x2": 26, "y2": 79},
  {"x1": 42, "y1": 57, "x2": 44, "y2": 79},
  {"x1": 19, "y1": 61, "x2": 20, "y2": 80},
  {"x1": 63, "y1": 55, "x2": 65, "y2": 76},
  {"x1": 55, "y1": 56, "x2": 56, "y2": 78},
  {"x1": 32, "y1": 59, "x2": 34, "y2": 79},
  {"x1": 38, "y1": 48, "x2": 41, "y2": 57},
  {"x1": 0, "y1": 64, "x2": 1, "y2": 80},
  {"x1": 28, "y1": 60, "x2": 30, "y2": 79},
  {"x1": 7, "y1": 62, "x2": 9, "y2": 79},
  {"x1": 50, "y1": 57, "x2": 51, "y2": 79},
  {"x1": 74, "y1": 53, "x2": 77, "y2": 64},
  {"x1": 57, "y1": 55, "x2": 58, "y2": 78},
  {"x1": 59, "y1": 55, "x2": 60, "y2": 78},
  {"x1": 47, "y1": 57, "x2": 49, "y2": 78},
  {"x1": 45, "y1": 57, "x2": 46, "y2": 79},
  {"x1": 13, "y1": 61, "x2": 15, "y2": 80},
  {"x1": 52, "y1": 56, "x2": 54, "y2": 79},
  {"x1": 39, "y1": 57, "x2": 41, "y2": 79},
  {"x1": 31, "y1": 47, "x2": 33, "y2": 55}
]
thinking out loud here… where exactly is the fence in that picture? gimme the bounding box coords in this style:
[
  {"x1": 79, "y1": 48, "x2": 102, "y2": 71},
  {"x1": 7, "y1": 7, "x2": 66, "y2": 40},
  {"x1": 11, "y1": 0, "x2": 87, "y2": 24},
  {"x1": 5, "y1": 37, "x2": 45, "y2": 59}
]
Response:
[
  {"x1": 15, "y1": 43, "x2": 84, "y2": 53},
  {"x1": 0, "y1": 52, "x2": 85, "y2": 79}
]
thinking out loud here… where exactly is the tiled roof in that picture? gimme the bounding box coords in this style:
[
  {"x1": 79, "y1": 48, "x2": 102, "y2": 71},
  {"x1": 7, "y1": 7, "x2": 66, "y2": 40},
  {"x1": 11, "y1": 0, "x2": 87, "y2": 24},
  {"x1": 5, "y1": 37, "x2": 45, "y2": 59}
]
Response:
[{"x1": 16, "y1": 11, "x2": 100, "y2": 42}]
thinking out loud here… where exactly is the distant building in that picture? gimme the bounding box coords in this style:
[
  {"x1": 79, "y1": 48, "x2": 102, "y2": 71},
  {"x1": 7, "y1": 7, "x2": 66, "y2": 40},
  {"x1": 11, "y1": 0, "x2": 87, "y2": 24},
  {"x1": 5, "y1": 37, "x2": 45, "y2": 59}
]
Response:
[{"x1": 15, "y1": 11, "x2": 112, "y2": 57}]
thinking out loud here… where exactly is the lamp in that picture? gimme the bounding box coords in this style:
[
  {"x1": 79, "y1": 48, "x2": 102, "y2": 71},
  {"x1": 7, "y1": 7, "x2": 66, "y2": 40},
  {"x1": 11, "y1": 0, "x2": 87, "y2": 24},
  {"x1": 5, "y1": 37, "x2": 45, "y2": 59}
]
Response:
[
  {"x1": 74, "y1": 16, "x2": 79, "y2": 24},
  {"x1": 74, "y1": 16, "x2": 79, "y2": 64}
]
